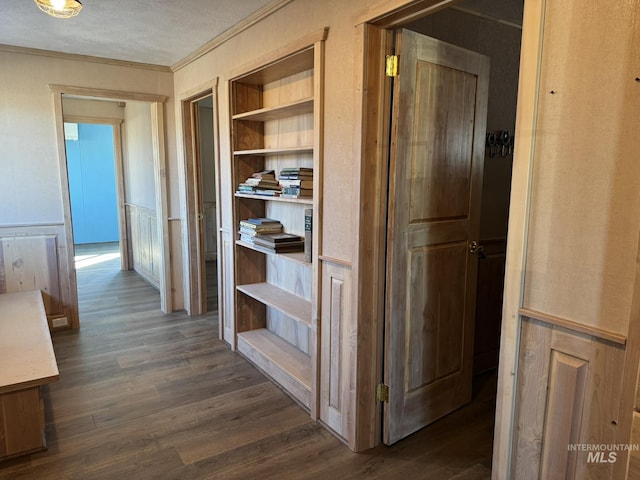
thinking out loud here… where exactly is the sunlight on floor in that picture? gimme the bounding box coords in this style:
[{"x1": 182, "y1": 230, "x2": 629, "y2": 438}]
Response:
[{"x1": 74, "y1": 252, "x2": 120, "y2": 269}]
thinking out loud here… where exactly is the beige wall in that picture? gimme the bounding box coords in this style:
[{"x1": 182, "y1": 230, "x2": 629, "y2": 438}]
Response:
[
  {"x1": 62, "y1": 97, "x2": 125, "y2": 120},
  {"x1": 123, "y1": 101, "x2": 156, "y2": 209},
  {"x1": 0, "y1": 48, "x2": 181, "y2": 313},
  {"x1": 173, "y1": 0, "x2": 366, "y2": 264},
  {"x1": 523, "y1": 0, "x2": 640, "y2": 336},
  {"x1": 0, "y1": 49, "x2": 176, "y2": 222}
]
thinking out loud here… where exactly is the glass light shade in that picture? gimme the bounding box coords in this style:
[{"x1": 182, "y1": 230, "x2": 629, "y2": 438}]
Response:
[{"x1": 34, "y1": 0, "x2": 83, "y2": 18}]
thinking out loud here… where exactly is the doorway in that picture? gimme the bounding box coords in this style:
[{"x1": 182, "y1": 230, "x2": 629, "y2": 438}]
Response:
[
  {"x1": 181, "y1": 84, "x2": 222, "y2": 321},
  {"x1": 359, "y1": 0, "x2": 523, "y2": 455},
  {"x1": 52, "y1": 86, "x2": 172, "y2": 327}
]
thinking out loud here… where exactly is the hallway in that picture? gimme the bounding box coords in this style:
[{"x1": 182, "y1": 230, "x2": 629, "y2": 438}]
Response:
[{"x1": 0, "y1": 244, "x2": 494, "y2": 479}]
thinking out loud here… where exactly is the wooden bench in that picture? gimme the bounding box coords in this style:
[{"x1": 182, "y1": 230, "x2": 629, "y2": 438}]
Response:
[{"x1": 0, "y1": 290, "x2": 59, "y2": 460}]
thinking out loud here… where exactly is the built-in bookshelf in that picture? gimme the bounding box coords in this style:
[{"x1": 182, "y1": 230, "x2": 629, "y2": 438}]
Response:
[{"x1": 229, "y1": 36, "x2": 324, "y2": 414}]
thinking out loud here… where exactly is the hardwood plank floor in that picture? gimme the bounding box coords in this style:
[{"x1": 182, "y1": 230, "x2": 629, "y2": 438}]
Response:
[{"x1": 0, "y1": 243, "x2": 494, "y2": 479}]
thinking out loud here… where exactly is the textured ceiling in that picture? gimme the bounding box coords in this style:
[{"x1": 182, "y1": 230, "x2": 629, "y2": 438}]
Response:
[
  {"x1": 0, "y1": 0, "x2": 522, "y2": 67},
  {"x1": 0, "y1": 0, "x2": 273, "y2": 66}
]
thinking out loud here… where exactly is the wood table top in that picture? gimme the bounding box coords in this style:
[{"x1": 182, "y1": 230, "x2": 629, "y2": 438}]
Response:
[{"x1": 0, "y1": 290, "x2": 59, "y2": 394}]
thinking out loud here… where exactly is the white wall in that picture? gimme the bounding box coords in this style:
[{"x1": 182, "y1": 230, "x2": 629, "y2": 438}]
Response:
[{"x1": 123, "y1": 101, "x2": 156, "y2": 209}]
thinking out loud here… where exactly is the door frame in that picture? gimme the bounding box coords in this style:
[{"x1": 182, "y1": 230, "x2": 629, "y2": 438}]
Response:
[
  {"x1": 62, "y1": 115, "x2": 129, "y2": 271},
  {"x1": 180, "y1": 79, "x2": 222, "y2": 318},
  {"x1": 352, "y1": 0, "x2": 546, "y2": 473},
  {"x1": 50, "y1": 85, "x2": 172, "y2": 322}
]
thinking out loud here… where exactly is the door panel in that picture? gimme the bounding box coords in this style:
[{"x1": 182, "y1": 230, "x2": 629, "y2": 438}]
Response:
[{"x1": 384, "y1": 29, "x2": 490, "y2": 445}]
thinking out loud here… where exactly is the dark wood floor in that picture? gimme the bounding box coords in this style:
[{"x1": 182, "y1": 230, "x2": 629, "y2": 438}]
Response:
[{"x1": 0, "y1": 243, "x2": 494, "y2": 479}]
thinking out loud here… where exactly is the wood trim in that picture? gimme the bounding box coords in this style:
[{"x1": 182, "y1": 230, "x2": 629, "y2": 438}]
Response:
[
  {"x1": 226, "y1": 27, "x2": 329, "y2": 81},
  {"x1": 539, "y1": 351, "x2": 588, "y2": 479},
  {"x1": 62, "y1": 115, "x2": 123, "y2": 125},
  {"x1": 0, "y1": 223, "x2": 65, "y2": 228},
  {"x1": 319, "y1": 256, "x2": 352, "y2": 269},
  {"x1": 355, "y1": 0, "x2": 455, "y2": 27},
  {"x1": 180, "y1": 81, "x2": 219, "y2": 316},
  {"x1": 621, "y1": 221, "x2": 640, "y2": 478},
  {"x1": 49, "y1": 84, "x2": 167, "y2": 104},
  {"x1": 171, "y1": 0, "x2": 296, "y2": 72},
  {"x1": 52, "y1": 91, "x2": 79, "y2": 330},
  {"x1": 450, "y1": 6, "x2": 523, "y2": 30},
  {"x1": 112, "y1": 125, "x2": 130, "y2": 272},
  {"x1": 519, "y1": 308, "x2": 627, "y2": 346},
  {"x1": 150, "y1": 103, "x2": 172, "y2": 314},
  {"x1": 0, "y1": 43, "x2": 171, "y2": 72},
  {"x1": 182, "y1": 92, "x2": 199, "y2": 314},
  {"x1": 310, "y1": 37, "x2": 325, "y2": 421},
  {"x1": 351, "y1": 23, "x2": 393, "y2": 451},
  {"x1": 492, "y1": 1, "x2": 547, "y2": 477}
]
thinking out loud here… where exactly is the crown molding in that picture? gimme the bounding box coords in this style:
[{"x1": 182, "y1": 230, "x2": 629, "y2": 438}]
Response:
[
  {"x1": 171, "y1": 0, "x2": 295, "y2": 72},
  {"x1": 0, "y1": 44, "x2": 172, "y2": 72}
]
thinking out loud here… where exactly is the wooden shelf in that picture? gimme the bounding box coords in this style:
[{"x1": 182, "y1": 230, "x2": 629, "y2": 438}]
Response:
[
  {"x1": 234, "y1": 146, "x2": 314, "y2": 156},
  {"x1": 237, "y1": 47, "x2": 314, "y2": 85},
  {"x1": 234, "y1": 192, "x2": 313, "y2": 204},
  {"x1": 236, "y1": 240, "x2": 310, "y2": 266},
  {"x1": 237, "y1": 282, "x2": 312, "y2": 327},
  {"x1": 237, "y1": 328, "x2": 311, "y2": 408},
  {"x1": 230, "y1": 38, "x2": 322, "y2": 419},
  {"x1": 233, "y1": 98, "x2": 313, "y2": 121}
]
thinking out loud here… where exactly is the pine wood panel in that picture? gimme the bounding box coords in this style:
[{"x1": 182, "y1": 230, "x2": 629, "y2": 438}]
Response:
[
  {"x1": 319, "y1": 262, "x2": 353, "y2": 442},
  {"x1": 233, "y1": 98, "x2": 313, "y2": 122},
  {"x1": 0, "y1": 291, "x2": 59, "y2": 393},
  {"x1": 221, "y1": 231, "x2": 235, "y2": 346},
  {"x1": 629, "y1": 412, "x2": 640, "y2": 479},
  {"x1": 0, "y1": 235, "x2": 62, "y2": 320},
  {"x1": 539, "y1": 351, "x2": 588, "y2": 479},
  {"x1": 0, "y1": 388, "x2": 45, "y2": 459},
  {"x1": 236, "y1": 282, "x2": 312, "y2": 326},
  {"x1": 512, "y1": 317, "x2": 627, "y2": 479},
  {"x1": 237, "y1": 329, "x2": 311, "y2": 408},
  {"x1": 125, "y1": 204, "x2": 160, "y2": 289}
]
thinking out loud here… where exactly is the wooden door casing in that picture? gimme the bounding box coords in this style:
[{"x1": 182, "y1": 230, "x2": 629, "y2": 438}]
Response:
[{"x1": 384, "y1": 29, "x2": 490, "y2": 445}]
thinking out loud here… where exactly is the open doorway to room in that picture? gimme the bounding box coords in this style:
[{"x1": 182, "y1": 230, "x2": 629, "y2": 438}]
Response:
[
  {"x1": 360, "y1": 0, "x2": 523, "y2": 469},
  {"x1": 64, "y1": 121, "x2": 123, "y2": 275},
  {"x1": 181, "y1": 85, "x2": 222, "y2": 320},
  {"x1": 51, "y1": 86, "x2": 172, "y2": 328}
]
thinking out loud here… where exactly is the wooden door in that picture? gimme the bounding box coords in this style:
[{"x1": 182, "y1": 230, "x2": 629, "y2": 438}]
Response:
[{"x1": 384, "y1": 29, "x2": 490, "y2": 445}]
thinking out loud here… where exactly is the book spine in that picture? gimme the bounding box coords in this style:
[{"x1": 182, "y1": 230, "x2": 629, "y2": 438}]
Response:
[{"x1": 304, "y1": 208, "x2": 312, "y2": 263}]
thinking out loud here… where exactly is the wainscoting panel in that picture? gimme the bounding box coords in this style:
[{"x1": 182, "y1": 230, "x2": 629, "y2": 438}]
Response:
[
  {"x1": 320, "y1": 260, "x2": 353, "y2": 442},
  {"x1": 125, "y1": 204, "x2": 160, "y2": 289},
  {"x1": 512, "y1": 316, "x2": 627, "y2": 479},
  {"x1": 220, "y1": 230, "x2": 235, "y2": 347},
  {"x1": 0, "y1": 225, "x2": 74, "y2": 329}
]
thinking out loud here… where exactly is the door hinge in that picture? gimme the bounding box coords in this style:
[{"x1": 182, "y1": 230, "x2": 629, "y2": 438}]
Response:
[
  {"x1": 376, "y1": 383, "x2": 389, "y2": 402},
  {"x1": 385, "y1": 55, "x2": 399, "y2": 77}
]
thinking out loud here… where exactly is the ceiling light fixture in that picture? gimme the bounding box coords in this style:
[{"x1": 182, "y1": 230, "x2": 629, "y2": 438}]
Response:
[{"x1": 34, "y1": 0, "x2": 83, "y2": 19}]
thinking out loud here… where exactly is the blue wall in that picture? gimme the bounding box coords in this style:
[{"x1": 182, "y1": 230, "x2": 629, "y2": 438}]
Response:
[{"x1": 66, "y1": 124, "x2": 119, "y2": 244}]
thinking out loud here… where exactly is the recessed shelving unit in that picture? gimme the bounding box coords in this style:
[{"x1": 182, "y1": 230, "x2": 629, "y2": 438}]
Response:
[{"x1": 230, "y1": 35, "x2": 324, "y2": 414}]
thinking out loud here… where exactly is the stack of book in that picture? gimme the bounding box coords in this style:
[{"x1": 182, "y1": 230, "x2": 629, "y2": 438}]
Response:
[
  {"x1": 279, "y1": 167, "x2": 313, "y2": 198},
  {"x1": 253, "y1": 232, "x2": 305, "y2": 253},
  {"x1": 238, "y1": 218, "x2": 283, "y2": 244},
  {"x1": 237, "y1": 170, "x2": 281, "y2": 196}
]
